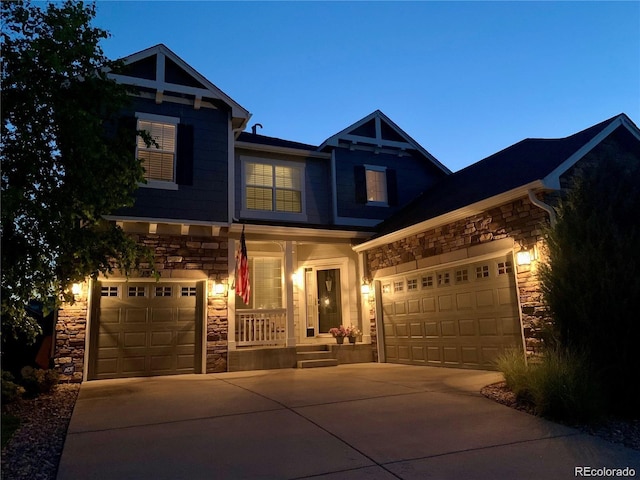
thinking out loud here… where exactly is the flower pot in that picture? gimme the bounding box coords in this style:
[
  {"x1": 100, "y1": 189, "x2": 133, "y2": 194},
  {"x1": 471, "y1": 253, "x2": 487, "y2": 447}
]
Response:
[
  {"x1": 348, "y1": 336, "x2": 356, "y2": 344},
  {"x1": 336, "y1": 336, "x2": 344, "y2": 344}
]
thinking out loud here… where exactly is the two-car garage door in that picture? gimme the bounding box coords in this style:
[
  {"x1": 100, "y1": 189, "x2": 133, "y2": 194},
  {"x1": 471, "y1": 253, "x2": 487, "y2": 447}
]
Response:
[
  {"x1": 379, "y1": 253, "x2": 523, "y2": 369},
  {"x1": 90, "y1": 281, "x2": 204, "y2": 380}
]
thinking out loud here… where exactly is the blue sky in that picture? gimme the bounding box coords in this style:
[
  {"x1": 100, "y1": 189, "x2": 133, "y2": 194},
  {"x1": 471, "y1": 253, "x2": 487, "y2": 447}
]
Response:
[{"x1": 94, "y1": 1, "x2": 639, "y2": 172}]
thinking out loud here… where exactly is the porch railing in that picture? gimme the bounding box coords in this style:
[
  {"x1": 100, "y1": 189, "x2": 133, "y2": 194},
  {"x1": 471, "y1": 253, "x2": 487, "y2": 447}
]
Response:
[{"x1": 236, "y1": 309, "x2": 286, "y2": 347}]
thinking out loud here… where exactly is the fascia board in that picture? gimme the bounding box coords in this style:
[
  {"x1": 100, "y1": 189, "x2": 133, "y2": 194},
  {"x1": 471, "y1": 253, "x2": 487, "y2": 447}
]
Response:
[
  {"x1": 319, "y1": 111, "x2": 379, "y2": 150},
  {"x1": 229, "y1": 223, "x2": 372, "y2": 240},
  {"x1": 235, "y1": 141, "x2": 330, "y2": 159},
  {"x1": 543, "y1": 114, "x2": 631, "y2": 189},
  {"x1": 352, "y1": 180, "x2": 547, "y2": 252},
  {"x1": 103, "y1": 215, "x2": 228, "y2": 227}
]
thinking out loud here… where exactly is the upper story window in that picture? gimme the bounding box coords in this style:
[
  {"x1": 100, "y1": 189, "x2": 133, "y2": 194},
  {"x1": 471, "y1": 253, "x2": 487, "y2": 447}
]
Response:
[
  {"x1": 365, "y1": 166, "x2": 388, "y2": 205},
  {"x1": 136, "y1": 113, "x2": 180, "y2": 189},
  {"x1": 241, "y1": 157, "x2": 306, "y2": 221},
  {"x1": 354, "y1": 165, "x2": 397, "y2": 207}
]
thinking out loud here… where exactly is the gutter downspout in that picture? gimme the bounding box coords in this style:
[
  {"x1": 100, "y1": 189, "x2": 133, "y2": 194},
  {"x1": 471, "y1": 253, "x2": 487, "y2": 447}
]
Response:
[{"x1": 528, "y1": 189, "x2": 557, "y2": 226}]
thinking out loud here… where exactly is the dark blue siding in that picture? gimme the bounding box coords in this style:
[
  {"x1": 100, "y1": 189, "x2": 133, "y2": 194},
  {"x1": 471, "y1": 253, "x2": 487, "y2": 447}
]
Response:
[
  {"x1": 335, "y1": 148, "x2": 446, "y2": 221},
  {"x1": 116, "y1": 98, "x2": 229, "y2": 223}
]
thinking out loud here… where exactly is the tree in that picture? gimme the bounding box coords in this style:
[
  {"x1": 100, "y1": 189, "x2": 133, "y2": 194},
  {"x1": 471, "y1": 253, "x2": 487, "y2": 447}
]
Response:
[
  {"x1": 1, "y1": 1, "x2": 152, "y2": 343},
  {"x1": 539, "y1": 142, "x2": 640, "y2": 415}
]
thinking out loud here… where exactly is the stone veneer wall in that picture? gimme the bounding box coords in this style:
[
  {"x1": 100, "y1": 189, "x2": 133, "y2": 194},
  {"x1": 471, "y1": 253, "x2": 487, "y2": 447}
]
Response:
[
  {"x1": 55, "y1": 233, "x2": 229, "y2": 382},
  {"x1": 365, "y1": 197, "x2": 552, "y2": 355}
]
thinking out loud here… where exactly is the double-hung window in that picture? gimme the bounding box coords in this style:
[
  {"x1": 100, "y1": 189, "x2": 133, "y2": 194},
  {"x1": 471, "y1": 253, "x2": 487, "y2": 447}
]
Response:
[
  {"x1": 365, "y1": 165, "x2": 388, "y2": 205},
  {"x1": 136, "y1": 113, "x2": 179, "y2": 187},
  {"x1": 236, "y1": 257, "x2": 283, "y2": 310},
  {"x1": 242, "y1": 157, "x2": 306, "y2": 220}
]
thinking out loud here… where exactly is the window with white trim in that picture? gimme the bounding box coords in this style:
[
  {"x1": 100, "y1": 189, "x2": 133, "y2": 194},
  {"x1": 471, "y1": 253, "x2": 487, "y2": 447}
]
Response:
[
  {"x1": 243, "y1": 159, "x2": 305, "y2": 218},
  {"x1": 365, "y1": 165, "x2": 388, "y2": 204},
  {"x1": 137, "y1": 114, "x2": 178, "y2": 183},
  {"x1": 236, "y1": 257, "x2": 283, "y2": 310}
]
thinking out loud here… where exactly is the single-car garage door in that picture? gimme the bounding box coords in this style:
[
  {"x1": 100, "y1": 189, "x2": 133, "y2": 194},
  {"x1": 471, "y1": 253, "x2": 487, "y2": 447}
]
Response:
[
  {"x1": 90, "y1": 280, "x2": 204, "y2": 380},
  {"x1": 379, "y1": 253, "x2": 523, "y2": 369}
]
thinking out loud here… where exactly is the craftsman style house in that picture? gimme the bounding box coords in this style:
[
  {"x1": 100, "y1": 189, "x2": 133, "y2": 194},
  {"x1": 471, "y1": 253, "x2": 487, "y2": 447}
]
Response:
[{"x1": 54, "y1": 44, "x2": 640, "y2": 381}]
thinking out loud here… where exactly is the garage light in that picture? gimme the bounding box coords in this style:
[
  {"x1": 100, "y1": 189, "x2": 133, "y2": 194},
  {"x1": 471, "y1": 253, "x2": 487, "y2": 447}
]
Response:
[
  {"x1": 71, "y1": 283, "x2": 82, "y2": 296},
  {"x1": 516, "y1": 250, "x2": 532, "y2": 266},
  {"x1": 213, "y1": 282, "x2": 226, "y2": 295},
  {"x1": 361, "y1": 283, "x2": 371, "y2": 295}
]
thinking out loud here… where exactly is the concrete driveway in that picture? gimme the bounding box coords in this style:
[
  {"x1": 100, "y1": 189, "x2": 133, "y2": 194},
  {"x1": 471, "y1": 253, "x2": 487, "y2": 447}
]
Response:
[{"x1": 57, "y1": 364, "x2": 639, "y2": 479}]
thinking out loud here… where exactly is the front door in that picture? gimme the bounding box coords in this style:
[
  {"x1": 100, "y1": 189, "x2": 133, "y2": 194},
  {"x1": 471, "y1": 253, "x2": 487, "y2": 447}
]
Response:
[{"x1": 304, "y1": 267, "x2": 343, "y2": 336}]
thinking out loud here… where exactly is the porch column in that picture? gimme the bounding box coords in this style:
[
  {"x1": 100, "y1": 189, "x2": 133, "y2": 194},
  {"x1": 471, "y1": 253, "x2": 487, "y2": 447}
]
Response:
[
  {"x1": 358, "y1": 252, "x2": 372, "y2": 344},
  {"x1": 285, "y1": 240, "x2": 296, "y2": 347},
  {"x1": 227, "y1": 238, "x2": 237, "y2": 351}
]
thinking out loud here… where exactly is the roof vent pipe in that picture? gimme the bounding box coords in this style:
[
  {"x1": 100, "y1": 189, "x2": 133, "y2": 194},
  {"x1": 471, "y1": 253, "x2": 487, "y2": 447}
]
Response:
[
  {"x1": 251, "y1": 123, "x2": 263, "y2": 135},
  {"x1": 528, "y1": 189, "x2": 557, "y2": 227}
]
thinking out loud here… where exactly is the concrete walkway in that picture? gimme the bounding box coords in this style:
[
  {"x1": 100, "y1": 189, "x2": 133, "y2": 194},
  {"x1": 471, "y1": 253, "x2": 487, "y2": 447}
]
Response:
[{"x1": 57, "y1": 364, "x2": 639, "y2": 479}]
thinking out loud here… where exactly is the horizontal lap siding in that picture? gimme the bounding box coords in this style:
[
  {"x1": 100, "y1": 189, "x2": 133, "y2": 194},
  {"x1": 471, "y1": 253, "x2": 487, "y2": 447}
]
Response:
[
  {"x1": 335, "y1": 149, "x2": 443, "y2": 221},
  {"x1": 117, "y1": 98, "x2": 229, "y2": 223}
]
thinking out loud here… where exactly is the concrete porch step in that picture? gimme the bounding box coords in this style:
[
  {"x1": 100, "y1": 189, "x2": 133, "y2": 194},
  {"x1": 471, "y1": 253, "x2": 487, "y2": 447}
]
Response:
[
  {"x1": 295, "y1": 344, "x2": 329, "y2": 353},
  {"x1": 297, "y1": 358, "x2": 339, "y2": 369},
  {"x1": 296, "y1": 351, "x2": 334, "y2": 361}
]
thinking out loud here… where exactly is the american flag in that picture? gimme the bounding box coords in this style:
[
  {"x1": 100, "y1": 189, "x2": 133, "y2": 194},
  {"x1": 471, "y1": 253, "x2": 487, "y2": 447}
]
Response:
[{"x1": 235, "y1": 226, "x2": 250, "y2": 305}]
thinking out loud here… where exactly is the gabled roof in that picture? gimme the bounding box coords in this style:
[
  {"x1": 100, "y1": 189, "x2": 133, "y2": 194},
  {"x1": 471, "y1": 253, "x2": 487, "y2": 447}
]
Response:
[
  {"x1": 108, "y1": 44, "x2": 251, "y2": 130},
  {"x1": 372, "y1": 113, "x2": 640, "y2": 238},
  {"x1": 319, "y1": 110, "x2": 451, "y2": 175}
]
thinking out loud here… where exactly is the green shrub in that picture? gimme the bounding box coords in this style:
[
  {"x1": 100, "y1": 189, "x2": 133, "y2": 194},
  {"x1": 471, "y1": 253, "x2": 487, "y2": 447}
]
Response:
[
  {"x1": 538, "y1": 149, "x2": 640, "y2": 416},
  {"x1": 1, "y1": 370, "x2": 25, "y2": 404},
  {"x1": 19, "y1": 366, "x2": 59, "y2": 397},
  {"x1": 496, "y1": 348, "x2": 604, "y2": 424},
  {"x1": 529, "y1": 349, "x2": 604, "y2": 424},
  {"x1": 496, "y1": 348, "x2": 532, "y2": 403}
]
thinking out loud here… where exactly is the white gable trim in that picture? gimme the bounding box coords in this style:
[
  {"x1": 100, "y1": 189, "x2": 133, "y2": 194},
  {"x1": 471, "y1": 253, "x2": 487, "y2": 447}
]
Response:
[
  {"x1": 109, "y1": 44, "x2": 250, "y2": 125},
  {"x1": 320, "y1": 110, "x2": 451, "y2": 175},
  {"x1": 543, "y1": 114, "x2": 640, "y2": 189}
]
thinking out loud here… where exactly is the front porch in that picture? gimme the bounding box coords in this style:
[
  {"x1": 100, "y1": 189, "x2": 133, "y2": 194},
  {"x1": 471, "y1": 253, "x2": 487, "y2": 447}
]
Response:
[{"x1": 228, "y1": 343, "x2": 374, "y2": 372}]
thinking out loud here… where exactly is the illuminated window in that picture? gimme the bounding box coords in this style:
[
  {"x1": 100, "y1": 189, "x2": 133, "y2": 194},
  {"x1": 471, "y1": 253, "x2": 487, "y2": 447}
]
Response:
[
  {"x1": 244, "y1": 161, "x2": 303, "y2": 214},
  {"x1": 137, "y1": 117, "x2": 177, "y2": 183},
  {"x1": 365, "y1": 166, "x2": 388, "y2": 204},
  {"x1": 236, "y1": 257, "x2": 283, "y2": 309}
]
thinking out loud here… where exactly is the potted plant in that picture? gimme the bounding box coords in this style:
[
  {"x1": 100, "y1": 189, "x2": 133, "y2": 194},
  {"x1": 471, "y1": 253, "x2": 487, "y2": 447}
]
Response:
[
  {"x1": 346, "y1": 325, "x2": 362, "y2": 344},
  {"x1": 329, "y1": 326, "x2": 348, "y2": 344}
]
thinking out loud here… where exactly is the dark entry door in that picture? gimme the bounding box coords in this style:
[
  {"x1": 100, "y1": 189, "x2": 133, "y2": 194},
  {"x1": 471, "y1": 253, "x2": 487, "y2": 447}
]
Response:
[{"x1": 317, "y1": 268, "x2": 342, "y2": 333}]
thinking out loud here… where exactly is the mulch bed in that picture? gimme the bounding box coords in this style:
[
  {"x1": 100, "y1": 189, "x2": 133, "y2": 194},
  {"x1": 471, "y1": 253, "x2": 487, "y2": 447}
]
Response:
[
  {"x1": 481, "y1": 381, "x2": 640, "y2": 452},
  {"x1": 1, "y1": 383, "x2": 80, "y2": 480}
]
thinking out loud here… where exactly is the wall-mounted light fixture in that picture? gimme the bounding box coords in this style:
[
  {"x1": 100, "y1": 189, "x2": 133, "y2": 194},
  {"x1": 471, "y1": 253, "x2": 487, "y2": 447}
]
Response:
[
  {"x1": 213, "y1": 282, "x2": 226, "y2": 295},
  {"x1": 516, "y1": 244, "x2": 538, "y2": 266},
  {"x1": 209, "y1": 278, "x2": 227, "y2": 297},
  {"x1": 71, "y1": 283, "x2": 82, "y2": 296},
  {"x1": 360, "y1": 282, "x2": 371, "y2": 295}
]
